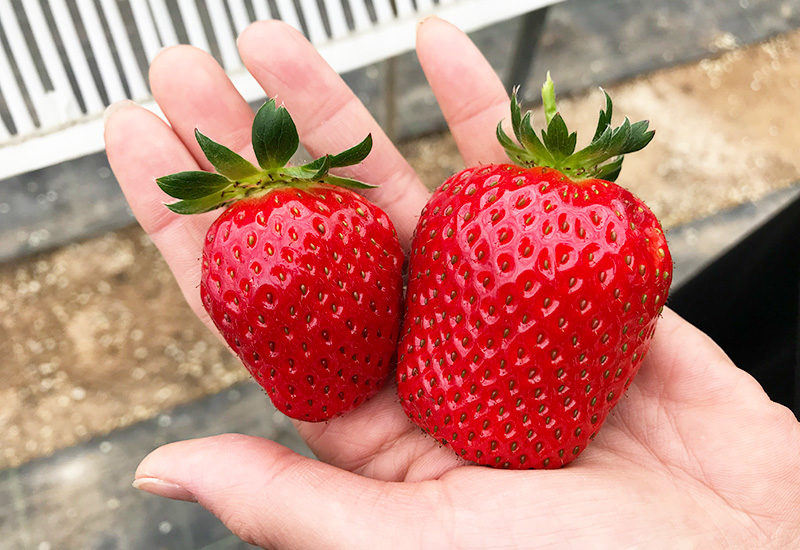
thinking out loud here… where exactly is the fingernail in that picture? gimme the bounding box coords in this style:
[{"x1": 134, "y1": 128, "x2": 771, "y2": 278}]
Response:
[
  {"x1": 417, "y1": 15, "x2": 439, "y2": 29},
  {"x1": 132, "y1": 477, "x2": 197, "y2": 502},
  {"x1": 103, "y1": 100, "x2": 137, "y2": 125}
]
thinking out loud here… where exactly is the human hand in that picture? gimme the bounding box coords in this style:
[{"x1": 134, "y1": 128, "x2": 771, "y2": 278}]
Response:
[{"x1": 104, "y1": 18, "x2": 800, "y2": 549}]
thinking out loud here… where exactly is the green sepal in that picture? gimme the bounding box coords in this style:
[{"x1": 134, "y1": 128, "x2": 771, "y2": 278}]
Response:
[
  {"x1": 519, "y1": 112, "x2": 555, "y2": 165},
  {"x1": 566, "y1": 118, "x2": 654, "y2": 169},
  {"x1": 499, "y1": 75, "x2": 654, "y2": 182},
  {"x1": 302, "y1": 134, "x2": 373, "y2": 171},
  {"x1": 293, "y1": 134, "x2": 375, "y2": 187},
  {"x1": 195, "y1": 129, "x2": 259, "y2": 180},
  {"x1": 309, "y1": 155, "x2": 331, "y2": 181},
  {"x1": 156, "y1": 171, "x2": 232, "y2": 200},
  {"x1": 592, "y1": 90, "x2": 613, "y2": 141},
  {"x1": 164, "y1": 187, "x2": 239, "y2": 215},
  {"x1": 593, "y1": 157, "x2": 624, "y2": 182},
  {"x1": 252, "y1": 99, "x2": 299, "y2": 170},
  {"x1": 510, "y1": 86, "x2": 524, "y2": 144},
  {"x1": 496, "y1": 122, "x2": 527, "y2": 161},
  {"x1": 496, "y1": 94, "x2": 555, "y2": 169},
  {"x1": 324, "y1": 175, "x2": 375, "y2": 190},
  {"x1": 284, "y1": 165, "x2": 376, "y2": 190},
  {"x1": 334, "y1": 134, "x2": 373, "y2": 166},
  {"x1": 541, "y1": 112, "x2": 577, "y2": 162}
]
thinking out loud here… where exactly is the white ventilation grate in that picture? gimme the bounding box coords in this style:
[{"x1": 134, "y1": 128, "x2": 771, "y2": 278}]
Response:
[{"x1": 0, "y1": 0, "x2": 561, "y2": 180}]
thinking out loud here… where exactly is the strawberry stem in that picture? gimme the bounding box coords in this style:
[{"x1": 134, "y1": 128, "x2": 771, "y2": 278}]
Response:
[
  {"x1": 541, "y1": 72, "x2": 557, "y2": 126},
  {"x1": 497, "y1": 75, "x2": 654, "y2": 182}
]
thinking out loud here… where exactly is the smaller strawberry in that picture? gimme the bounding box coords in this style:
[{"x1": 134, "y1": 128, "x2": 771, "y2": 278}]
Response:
[{"x1": 157, "y1": 99, "x2": 404, "y2": 421}]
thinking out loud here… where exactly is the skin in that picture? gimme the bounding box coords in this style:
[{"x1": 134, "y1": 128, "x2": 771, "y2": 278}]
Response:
[{"x1": 104, "y1": 17, "x2": 800, "y2": 549}]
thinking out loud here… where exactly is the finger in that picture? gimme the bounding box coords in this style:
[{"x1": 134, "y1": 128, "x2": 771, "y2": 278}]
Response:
[
  {"x1": 104, "y1": 102, "x2": 216, "y2": 329},
  {"x1": 133, "y1": 434, "x2": 440, "y2": 548},
  {"x1": 148, "y1": 45, "x2": 257, "y2": 168},
  {"x1": 297, "y1": 384, "x2": 460, "y2": 482},
  {"x1": 416, "y1": 17, "x2": 509, "y2": 167},
  {"x1": 237, "y1": 20, "x2": 430, "y2": 247}
]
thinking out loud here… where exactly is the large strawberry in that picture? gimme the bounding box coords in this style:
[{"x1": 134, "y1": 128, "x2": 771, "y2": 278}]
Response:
[
  {"x1": 157, "y1": 100, "x2": 404, "y2": 421},
  {"x1": 397, "y1": 76, "x2": 672, "y2": 468}
]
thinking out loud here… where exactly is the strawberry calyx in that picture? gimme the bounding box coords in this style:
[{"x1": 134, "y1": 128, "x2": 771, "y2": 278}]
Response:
[
  {"x1": 157, "y1": 99, "x2": 373, "y2": 214},
  {"x1": 497, "y1": 73, "x2": 654, "y2": 182}
]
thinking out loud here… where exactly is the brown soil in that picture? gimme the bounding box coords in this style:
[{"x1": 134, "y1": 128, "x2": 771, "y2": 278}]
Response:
[
  {"x1": 2, "y1": 31, "x2": 800, "y2": 470},
  {"x1": 0, "y1": 229, "x2": 246, "y2": 467}
]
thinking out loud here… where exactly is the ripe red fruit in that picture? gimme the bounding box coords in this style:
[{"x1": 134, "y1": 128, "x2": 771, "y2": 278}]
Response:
[
  {"x1": 397, "y1": 76, "x2": 672, "y2": 468},
  {"x1": 158, "y1": 100, "x2": 403, "y2": 421}
]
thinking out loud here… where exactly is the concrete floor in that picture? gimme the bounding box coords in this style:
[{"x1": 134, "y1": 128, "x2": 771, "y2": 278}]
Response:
[{"x1": 2, "y1": 1, "x2": 800, "y2": 548}]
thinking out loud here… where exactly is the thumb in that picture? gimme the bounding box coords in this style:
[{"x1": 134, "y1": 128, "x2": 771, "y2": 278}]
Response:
[{"x1": 133, "y1": 434, "x2": 437, "y2": 548}]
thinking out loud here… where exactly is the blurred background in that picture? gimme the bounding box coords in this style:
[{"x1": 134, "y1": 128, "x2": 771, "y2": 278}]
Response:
[{"x1": 1, "y1": 0, "x2": 799, "y2": 548}]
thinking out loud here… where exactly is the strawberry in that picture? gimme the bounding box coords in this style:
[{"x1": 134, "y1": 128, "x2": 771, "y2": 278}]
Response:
[
  {"x1": 157, "y1": 100, "x2": 404, "y2": 421},
  {"x1": 397, "y1": 76, "x2": 672, "y2": 468}
]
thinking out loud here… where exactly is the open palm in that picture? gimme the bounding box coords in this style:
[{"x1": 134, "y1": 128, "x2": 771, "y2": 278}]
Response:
[{"x1": 105, "y1": 18, "x2": 800, "y2": 549}]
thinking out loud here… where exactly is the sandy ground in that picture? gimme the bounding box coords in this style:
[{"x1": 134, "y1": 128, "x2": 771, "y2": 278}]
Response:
[{"x1": 2, "y1": 31, "x2": 800, "y2": 470}]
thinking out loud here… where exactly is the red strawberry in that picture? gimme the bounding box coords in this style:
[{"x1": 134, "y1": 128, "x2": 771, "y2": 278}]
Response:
[
  {"x1": 157, "y1": 100, "x2": 404, "y2": 421},
  {"x1": 397, "y1": 76, "x2": 672, "y2": 468}
]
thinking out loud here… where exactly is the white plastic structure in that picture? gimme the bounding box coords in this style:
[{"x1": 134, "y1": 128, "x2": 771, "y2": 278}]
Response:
[{"x1": 0, "y1": 0, "x2": 561, "y2": 180}]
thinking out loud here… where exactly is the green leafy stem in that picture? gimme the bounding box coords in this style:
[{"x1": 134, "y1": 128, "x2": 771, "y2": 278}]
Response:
[
  {"x1": 497, "y1": 73, "x2": 654, "y2": 182},
  {"x1": 157, "y1": 99, "x2": 373, "y2": 215}
]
